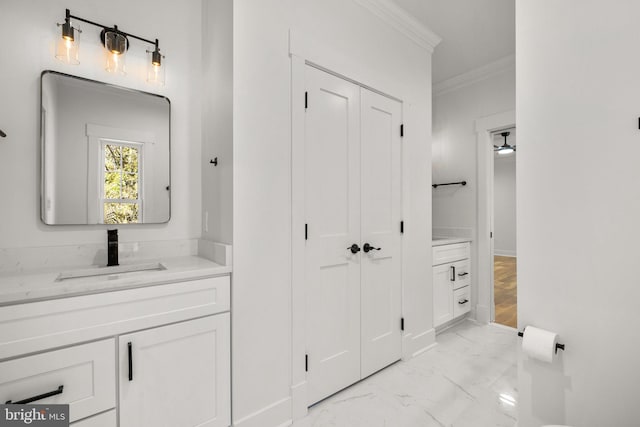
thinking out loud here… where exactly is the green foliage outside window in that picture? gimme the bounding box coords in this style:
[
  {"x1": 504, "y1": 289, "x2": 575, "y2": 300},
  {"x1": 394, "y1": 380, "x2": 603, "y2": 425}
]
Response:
[{"x1": 104, "y1": 144, "x2": 140, "y2": 224}]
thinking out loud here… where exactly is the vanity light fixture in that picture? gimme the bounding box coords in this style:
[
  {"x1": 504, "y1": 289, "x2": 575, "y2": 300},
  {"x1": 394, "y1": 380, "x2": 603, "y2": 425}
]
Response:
[
  {"x1": 55, "y1": 9, "x2": 81, "y2": 65},
  {"x1": 101, "y1": 26, "x2": 129, "y2": 74},
  {"x1": 146, "y1": 39, "x2": 165, "y2": 86},
  {"x1": 55, "y1": 9, "x2": 165, "y2": 84}
]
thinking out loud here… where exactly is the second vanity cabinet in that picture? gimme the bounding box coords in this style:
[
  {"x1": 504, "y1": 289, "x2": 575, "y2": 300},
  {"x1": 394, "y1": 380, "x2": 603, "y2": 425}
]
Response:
[
  {"x1": 0, "y1": 272, "x2": 231, "y2": 427},
  {"x1": 433, "y1": 241, "x2": 471, "y2": 327}
]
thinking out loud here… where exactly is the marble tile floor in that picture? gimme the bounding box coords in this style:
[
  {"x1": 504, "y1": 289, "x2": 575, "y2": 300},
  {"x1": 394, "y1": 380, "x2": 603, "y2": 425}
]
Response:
[{"x1": 291, "y1": 320, "x2": 518, "y2": 427}]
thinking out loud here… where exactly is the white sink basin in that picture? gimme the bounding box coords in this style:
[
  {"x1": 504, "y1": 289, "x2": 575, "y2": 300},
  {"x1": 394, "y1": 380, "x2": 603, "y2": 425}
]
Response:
[{"x1": 56, "y1": 262, "x2": 167, "y2": 281}]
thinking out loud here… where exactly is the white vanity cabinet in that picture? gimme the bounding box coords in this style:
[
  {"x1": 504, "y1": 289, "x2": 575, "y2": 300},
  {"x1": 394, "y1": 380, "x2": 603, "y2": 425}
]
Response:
[
  {"x1": 0, "y1": 272, "x2": 231, "y2": 427},
  {"x1": 119, "y1": 314, "x2": 230, "y2": 427},
  {"x1": 432, "y1": 241, "x2": 471, "y2": 327}
]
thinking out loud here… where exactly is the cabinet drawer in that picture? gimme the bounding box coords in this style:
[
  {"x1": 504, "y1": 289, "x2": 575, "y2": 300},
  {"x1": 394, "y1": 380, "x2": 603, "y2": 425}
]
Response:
[
  {"x1": 453, "y1": 287, "x2": 471, "y2": 318},
  {"x1": 452, "y1": 260, "x2": 470, "y2": 290},
  {"x1": 432, "y1": 243, "x2": 470, "y2": 265},
  {"x1": 72, "y1": 410, "x2": 117, "y2": 427},
  {"x1": 0, "y1": 339, "x2": 116, "y2": 423}
]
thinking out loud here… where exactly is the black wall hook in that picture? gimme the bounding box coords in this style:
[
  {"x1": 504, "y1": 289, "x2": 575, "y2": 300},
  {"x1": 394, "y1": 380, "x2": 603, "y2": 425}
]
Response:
[
  {"x1": 210, "y1": 157, "x2": 218, "y2": 166},
  {"x1": 0, "y1": 129, "x2": 6, "y2": 138}
]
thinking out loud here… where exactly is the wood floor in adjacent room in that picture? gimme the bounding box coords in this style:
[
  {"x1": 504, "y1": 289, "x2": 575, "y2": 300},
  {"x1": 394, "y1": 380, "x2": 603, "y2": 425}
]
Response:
[{"x1": 494, "y1": 256, "x2": 517, "y2": 328}]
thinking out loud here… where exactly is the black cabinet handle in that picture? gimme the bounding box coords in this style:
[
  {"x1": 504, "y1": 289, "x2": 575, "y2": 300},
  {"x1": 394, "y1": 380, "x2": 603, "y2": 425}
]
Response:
[
  {"x1": 458, "y1": 299, "x2": 469, "y2": 305},
  {"x1": 347, "y1": 244, "x2": 361, "y2": 254},
  {"x1": 458, "y1": 272, "x2": 469, "y2": 277},
  {"x1": 128, "y1": 341, "x2": 133, "y2": 381},
  {"x1": 5, "y1": 385, "x2": 64, "y2": 404},
  {"x1": 450, "y1": 266, "x2": 456, "y2": 281},
  {"x1": 363, "y1": 243, "x2": 381, "y2": 253}
]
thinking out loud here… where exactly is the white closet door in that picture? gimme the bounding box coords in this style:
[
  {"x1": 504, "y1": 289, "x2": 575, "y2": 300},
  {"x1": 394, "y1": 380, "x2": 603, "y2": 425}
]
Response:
[
  {"x1": 360, "y1": 88, "x2": 403, "y2": 378},
  {"x1": 304, "y1": 66, "x2": 362, "y2": 405}
]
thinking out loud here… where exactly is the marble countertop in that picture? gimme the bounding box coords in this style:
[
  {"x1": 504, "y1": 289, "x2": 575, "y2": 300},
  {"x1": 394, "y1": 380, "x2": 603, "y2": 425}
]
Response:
[
  {"x1": 0, "y1": 256, "x2": 231, "y2": 307},
  {"x1": 432, "y1": 237, "x2": 472, "y2": 246}
]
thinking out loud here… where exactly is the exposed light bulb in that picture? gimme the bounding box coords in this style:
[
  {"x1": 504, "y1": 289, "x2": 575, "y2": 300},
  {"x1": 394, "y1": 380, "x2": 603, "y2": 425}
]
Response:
[
  {"x1": 55, "y1": 23, "x2": 80, "y2": 65},
  {"x1": 147, "y1": 46, "x2": 165, "y2": 86}
]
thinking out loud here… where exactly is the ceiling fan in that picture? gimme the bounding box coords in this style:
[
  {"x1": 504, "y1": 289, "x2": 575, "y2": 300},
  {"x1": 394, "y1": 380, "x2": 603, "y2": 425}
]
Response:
[{"x1": 494, "y1": 131, "x2": 515, "y2": 155}]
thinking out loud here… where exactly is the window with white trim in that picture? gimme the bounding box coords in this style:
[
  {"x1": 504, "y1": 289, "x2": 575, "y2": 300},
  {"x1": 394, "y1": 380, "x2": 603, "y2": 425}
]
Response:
[{"x1": 101, "y1": 140, "x2": 143, "y2": 224}]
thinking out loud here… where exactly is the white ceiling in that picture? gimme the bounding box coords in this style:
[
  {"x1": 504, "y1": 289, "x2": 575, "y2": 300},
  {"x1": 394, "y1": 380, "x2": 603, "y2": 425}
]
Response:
[{"x1": 392, "y1": 0, "x2": 515, "y2": 84}]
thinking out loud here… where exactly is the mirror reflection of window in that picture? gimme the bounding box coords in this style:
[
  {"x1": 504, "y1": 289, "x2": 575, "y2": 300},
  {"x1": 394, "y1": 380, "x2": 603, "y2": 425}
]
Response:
[
  {"x1": 101, "y1": 140, "x2": 143, "y2": 224},
  {"x1": 40, "y1": 71, "x2": 170, "y2": 225}
]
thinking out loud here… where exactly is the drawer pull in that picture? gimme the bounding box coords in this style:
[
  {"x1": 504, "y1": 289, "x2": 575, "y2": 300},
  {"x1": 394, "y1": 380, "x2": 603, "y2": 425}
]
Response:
[
  {"x1": 5, "y1": 385, "x2": 64, "y2": 404},
  {"x1": 128, "y1": 342, "x2": 133, "y2": 381},
  {"x1": 458, "y1": 299, "x2": 469, "y2": 305},
  {"x1": 458, "y1": 272, "x2": 469, "y2": 277}
]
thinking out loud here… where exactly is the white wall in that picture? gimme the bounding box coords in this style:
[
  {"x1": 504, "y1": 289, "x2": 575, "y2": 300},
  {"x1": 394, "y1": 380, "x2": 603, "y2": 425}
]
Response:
[
  {"x1": 233, "y1": 0, "x2": 434, "y2": 424},
  {"x1": 0, "y1": 0, "x2": 202, "y2": 249},
  {"x1": 432, "y1": 67, "x2": 515, "y2": 231},
  {"x1": 493, "y1": 152, "x2": 516, "y2": 256},
  {"x1": 201, "y1": 0, "x2": 233, "y2": 245},
  {"x1": 517, "y1": 1, "x2": 640, "y2": 425},
  {"x1": 432, "y1": 66, "x2": 515, "y2": 317}
]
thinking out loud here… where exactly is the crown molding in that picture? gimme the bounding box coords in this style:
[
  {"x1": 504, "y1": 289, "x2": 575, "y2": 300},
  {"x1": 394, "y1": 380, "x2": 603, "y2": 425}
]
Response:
[
  {"x1": 434, "y1": 54, "x2": 515, "y2": 97},
  {"x1": 352, "y1": 0, "x2": 442, "y2": 53}
]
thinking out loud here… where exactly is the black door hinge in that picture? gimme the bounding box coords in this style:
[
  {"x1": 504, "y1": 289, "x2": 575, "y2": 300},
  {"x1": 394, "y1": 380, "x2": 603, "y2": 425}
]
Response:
[
  {"x1": 400, "y1": 124, "x2": 404, "y2": 137},
  {"x1": 305, "y1": 92, "x2": 308, "y2": 109},
  {"x1": 305, "y1": 354, "x2": 309, "y2": 372},
  {"x1": 401, "y1": 318, "x2": 405, "y2": 331},
  {"x1": 400, "y1": 221, "x2": 404, "y2": 234},
  {"x1": 305, "y1": 224, "x2": 308, "y2": 240}
]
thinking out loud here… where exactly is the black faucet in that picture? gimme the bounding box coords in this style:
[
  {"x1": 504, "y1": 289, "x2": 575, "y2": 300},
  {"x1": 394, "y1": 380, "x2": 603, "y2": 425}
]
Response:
[{"x1": 107, "y1": 229, "x2": 119, "y2": 267}]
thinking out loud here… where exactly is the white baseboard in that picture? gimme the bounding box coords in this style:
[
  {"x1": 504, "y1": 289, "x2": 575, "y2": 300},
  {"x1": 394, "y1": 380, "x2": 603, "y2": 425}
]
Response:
[
  {"x1": 476, "y1": 304, "x2": 491, "y2": 324},
  {"x1": 233, "y1": 397, "x2": 292, "y2": 427},
  {"x1": 434, "y1": 316, "x2": 469, "y2": 334},
  {"x1": 490, "y1": 321, "x2": 517, "y2": 332},
  {"x1": 290, "y1": 381, "x2": 308, "y2": 422},
  {"x1": 493, "y1": 250, "x2": 516, "y2": 257}
]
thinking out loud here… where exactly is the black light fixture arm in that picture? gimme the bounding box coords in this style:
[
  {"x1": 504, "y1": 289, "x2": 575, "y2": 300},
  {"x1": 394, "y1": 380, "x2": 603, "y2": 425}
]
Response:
[{"x1": 64, "y1": 9, "x2": 160, "y2": 50}]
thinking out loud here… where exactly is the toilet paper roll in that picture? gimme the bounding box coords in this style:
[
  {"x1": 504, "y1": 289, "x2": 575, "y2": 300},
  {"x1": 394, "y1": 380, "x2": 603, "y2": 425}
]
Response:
[{"x1": 522, "y1": 326, "x2": 558, "y2": 363}]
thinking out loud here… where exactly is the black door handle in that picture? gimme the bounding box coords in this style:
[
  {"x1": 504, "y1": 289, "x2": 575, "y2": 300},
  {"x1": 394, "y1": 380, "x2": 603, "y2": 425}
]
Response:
[
  {"x1": 347, "y1": 244, "x2": 361, "y2": 254},
  {"x1": 458, "y1": 272, "x2": 468, "y2": 277},
  {"x1": 450, "y1": 266, "x2": 456, "y2": 281},
  {"x1": 458, "y1": 299, "x2": 469, "y2": 305},
  {"x1": 5, "y1": 385, "x2": 64, "y2": 404},
  {"x1": 363, "y1": 243, "x2": 381, "y2": 253}
]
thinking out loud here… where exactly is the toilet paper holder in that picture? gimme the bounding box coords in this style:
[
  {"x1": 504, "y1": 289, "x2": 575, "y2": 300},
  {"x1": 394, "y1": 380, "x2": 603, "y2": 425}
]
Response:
[{"x1": 518, "y1": 329, "x2": 565, "y2": 353}]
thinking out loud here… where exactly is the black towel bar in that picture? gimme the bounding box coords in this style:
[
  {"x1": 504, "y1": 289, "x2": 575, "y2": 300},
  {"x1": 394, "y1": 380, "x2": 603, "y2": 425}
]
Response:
[{"x1": 432, "y1": 181, "x2": 466, "y2": 189}]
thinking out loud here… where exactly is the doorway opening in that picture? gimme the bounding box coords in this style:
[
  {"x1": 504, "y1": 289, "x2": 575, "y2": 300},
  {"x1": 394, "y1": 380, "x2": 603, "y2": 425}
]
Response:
[{"x1": 492, "y1": 129, "x2": 517, "y2": 328}]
